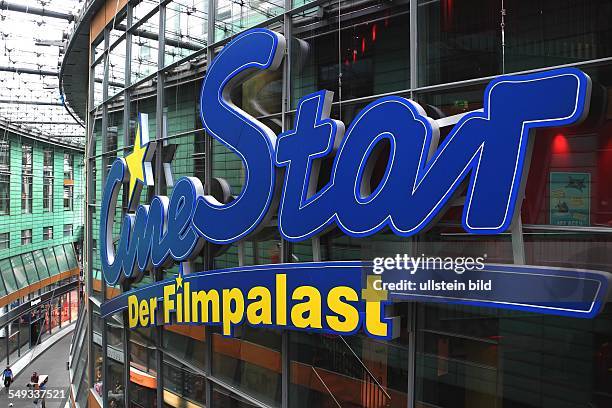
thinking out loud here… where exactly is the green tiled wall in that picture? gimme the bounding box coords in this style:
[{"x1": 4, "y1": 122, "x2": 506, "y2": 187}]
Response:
[{"x1": 0, "y1": 130, "x2": 84, "y2": 262}]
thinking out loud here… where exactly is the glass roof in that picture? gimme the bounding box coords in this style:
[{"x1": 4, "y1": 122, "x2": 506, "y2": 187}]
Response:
[{"x1": 0, "y1": 0, "x2": 84, "y2": 147}]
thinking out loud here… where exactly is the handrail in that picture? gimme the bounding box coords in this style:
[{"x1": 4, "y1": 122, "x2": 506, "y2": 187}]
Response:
[
  {"x1": 70, "y1": 298, "x2": 87, "y2": 355},
  {"x1": 338, "y1": 335, "x2": 392, "y2": 401},
  {"x1": 311, "y1": 366, "x2": 342, "y2": 408}
]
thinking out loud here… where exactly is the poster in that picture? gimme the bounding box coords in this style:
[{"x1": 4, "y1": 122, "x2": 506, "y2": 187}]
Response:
[{"x1": 549, "y1": 172, "x2": 591, "y2": 226}]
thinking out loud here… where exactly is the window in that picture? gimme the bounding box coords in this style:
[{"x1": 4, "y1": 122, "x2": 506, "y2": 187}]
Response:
[
  {"x1": 64, "y1": 153, "x2": 74, "y2": 211},
  {"x1": 0, "y1": 232, "x2": 9, "y2": 249},
  {"x1": 21, "y1": 144, "x2": 32, "y2": 214},
  {"x1": 43, "y1": 149, "x2": 54, "y2": 212},
  {"x1": 43, "y1": 226, "x2": 53, "y2": 241},
  {"x1": 0, "y1": 140, "x2": 9, "y2": 215},
  {"x1": 21, "y1": 229, "x2": 32, "y2": 245},
  {"x1": 64, "y1": 153, "x2": 74, "y2": 179},
  {"x1": 64, "y1": 185, "x2": 74, "y2": 211},
  {"x1": 63, "y1": 224, "x2": 73, "y2": 237}
]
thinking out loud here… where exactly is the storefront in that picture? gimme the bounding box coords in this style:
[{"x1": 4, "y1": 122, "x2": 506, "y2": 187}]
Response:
[{"x1": 62, "y1": 1, "x2": 612, "y2": 407}]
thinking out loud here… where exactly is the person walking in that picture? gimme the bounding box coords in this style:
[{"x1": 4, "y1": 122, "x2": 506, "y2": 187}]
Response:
[{"x1": 2, "y1": 366, "x2": 12, "y2": 393}]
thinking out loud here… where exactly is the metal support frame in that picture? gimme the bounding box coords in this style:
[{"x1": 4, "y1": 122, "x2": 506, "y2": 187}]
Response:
[
  {"x1": 0, "y1": 100, "x2": 62, "y2": 106},
  {"x1": 85, "y1": 25, "x2": 96, "y2": 395},
  {"x1": 100, "y1": 25, "x2": 110, "y2": 408},
  {"x1": 6, "y1": 121, "x2": 82, "y2": 125},
  {"x1": 0, "y1": 0, "x2": 74, "y2": 21},
  {"x1": 204, "y1": 0, "x2": 216, "y2": 402},
  {"x1": 120, "y1": 6, "x2": 133, "y2": 408},
  {"x1": 155, "y1": 6, "x2": 167, "y2": 408},
  {"x1": 0, "y1": 66, "x2": 57, "y2": 76}
]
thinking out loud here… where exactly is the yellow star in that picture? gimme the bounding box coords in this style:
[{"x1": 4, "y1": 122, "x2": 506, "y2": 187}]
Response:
[
  {"x1": 125, "y1": 113, "x2": 156, "y2": 210},
  {"x1": 176, "y1": 275, "x2": 183, "y2": 288}
]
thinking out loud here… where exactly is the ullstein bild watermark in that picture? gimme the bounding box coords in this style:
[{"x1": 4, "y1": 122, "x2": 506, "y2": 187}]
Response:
[{"x1": 372, "y1": 254, "x2": 488, "y2": 275}]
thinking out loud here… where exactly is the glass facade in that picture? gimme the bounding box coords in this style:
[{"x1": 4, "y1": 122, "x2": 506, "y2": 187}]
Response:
[
  {"x1": 0, "y1": 287, "x2": 81, "y2": 366},
  {"x1": 69, "y1": 0, "x2": 612, "y2": 407}
]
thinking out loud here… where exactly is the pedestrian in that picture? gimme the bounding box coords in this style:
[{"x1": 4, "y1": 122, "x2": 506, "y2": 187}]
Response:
[
  {"x1": 2, "y1": 366, "x2": 12, "y2": 392},
  {"x1": 39, "y1": 377, "x2": 47, "y2": 408},
  {"x1": 32, "y1": 382, "x2": 40, "y2": 407},
  {"x1": 30, "y1": 371, "x2": 39, "y2": 385}
]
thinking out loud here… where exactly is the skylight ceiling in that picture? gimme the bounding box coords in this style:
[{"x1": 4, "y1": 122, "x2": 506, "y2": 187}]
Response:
[{"x1": 0, "y1": 0, "x2": 85, "y2": 147}]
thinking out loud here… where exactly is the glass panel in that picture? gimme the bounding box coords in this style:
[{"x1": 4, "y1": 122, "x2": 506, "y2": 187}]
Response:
[
  {"x1": 165, "y1": 0, "x2": 208, "y2": 67},
  {"x1": 32, "y1": 250, "x2": 50, "y2": 279},
  {"x1": 131, "y1": 326, "x2": 157, "y2": 374},
  {"x1": 107, "y1": 322, "x2": 126, "y2": 408},
  {"x1": 21, "y1": 252, "x2": 39, "y2": 284},
  {"x1": 163, "y1": 354, "x2": 206, "y2": 406},
  {"x1": 44, "y1": 247, "x2": 60, "y2": 276},
  {"x1": 163, "y1": 328, "x2": 206, "y2": 371},
  {"x1": 94, "y1": 61, "x2": 105, "y2": 107},
  {"x1": 50, "y1": 298, "x2": 61, "y2": 333},
  {"x1": 7, "y1": 321, "x2": 19, "y2": 361},
  {"x1": 289, "y1": 314, "x2": 410, "y2": 408},
  {"x1": 292, "y1": 0, "x2": 410, "y2": 108},
  {"x1": 212, "y1": 326, "x2": 282, "y2": 406},
  {"x1": 212, "y1": 385, "x2": 260, "y2": 407},
  {"x1": 214, "y1": 0, "x2": 283, "y2": 41},
  {"x1": 10, "y1": 255, "x2": 28, "y2": 288},
  {"x1": 54, "y1": 245, "x2": 69, "y2": 273},
  {"x1": 73, "y1": 318, "x2": 89, "y2": 397},
  {"x1": 130, "y1": 326, "x2": 157, "y2": 407},
  {"x1": 93, "y1": 342, "x2": 104, "y2": 398},
  {"x1": 109, "y1": 39, "x2": 127, "y2": 97},
  {"x1": 0, "y1": 267, "x2": 7, "y2": 297},
  {"x1": 64, "y1": 244, "x2": 78, "y2": 269},
  {"x1": 417, "y1": 0, "x2": 500, "y2": 86},
  {"x1": 19, "y1": 315, "x2": 30, "y2": 355},
  {"x1": 133, "y1": 0, "x2": 160, "y2": 27},
  {"x1": 0, "y1": 258, "x2": 17, "y2": 293},
  {"x1": 416, "y1": 303, "x2": 612, "y2": 408},
  {"x1": 132, "y1": 11, "x2": 160, "y2": 83},
  {"x1": 505, "y1": 1, "x2": 612, "y2": 73}
]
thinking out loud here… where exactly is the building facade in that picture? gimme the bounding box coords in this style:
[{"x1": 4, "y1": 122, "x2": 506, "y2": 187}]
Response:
[
  {"x1": 0, "y1": 123, "x2": 84, "y2": 369},
  {"x1": 63, "y1": 1, "x2": 612, "y2": 408}
]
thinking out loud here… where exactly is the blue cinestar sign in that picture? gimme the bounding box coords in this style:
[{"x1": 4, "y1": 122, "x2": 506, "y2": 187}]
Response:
[{"x1": 98, "y1": 28, "x2": 609, "y2": 337}]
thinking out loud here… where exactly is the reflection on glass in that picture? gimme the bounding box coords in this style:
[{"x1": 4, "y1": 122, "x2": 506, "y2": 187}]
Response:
[
  {"x1": 289, "y1": 326, "x2": 410, "y2": 408},
  {"x1": 418, "y1": 0, "x2": 612, "y2": 86},
  {"x1": 292, "y1": 0, "x2": 410, "y2": 108},
  {"x1": 108, "y1": 39, "x2": 127, "y2": 96},
  {"x1": 165, "y1": 0, "x2": 208, "y2": 66},
  {"x1": 416, "y1": 303, "x2": 612, "y2": 408},
  {"x1": 164, "y1": 354, "x2": 206, "y2": 406},
  {"x1": 163, "y1": 327, "x2": 206, "y2": 371},
  {"x1": 107, "y1": 321, "x2": 126, "y2": 408},
  {"x1": 215, "y1": 0, "x2": 284, "y2": 41},
  {"x1": 0, "y1": 258, "x2": 17, "y2": 292},
  {"x1": 212, "y1": 385, "x2": 259, "y2": 407},
  {"x1": 417, "y1": 0, "x2": 500, "y2": 86},
  {"x1": 131, "y1": 12, "x2": 160, "y2": 84},
  {"x1": 94, "y1": 62, "x2": 105, "y2": 107},
  {"x1": 212, "y1": 326, "x2": 282, "y2": 406}
]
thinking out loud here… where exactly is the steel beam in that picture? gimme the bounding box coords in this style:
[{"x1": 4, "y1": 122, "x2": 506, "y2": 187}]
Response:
[
  {"x1": 8, "y1": 120, "x2": 80, "y2": 125},
  {"x1": 0, "y1": 1, "x2": 74, "y2": 21},
  {"x1": 0, "y1": 99, "x2": 62, "y2": 106},
  {"x1": 118, "y1": 24, "x2": 203, "y2": 52},
  {"x1": 0, "y1": 65, "x2": 57, "y2": 76}
]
